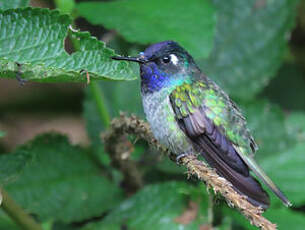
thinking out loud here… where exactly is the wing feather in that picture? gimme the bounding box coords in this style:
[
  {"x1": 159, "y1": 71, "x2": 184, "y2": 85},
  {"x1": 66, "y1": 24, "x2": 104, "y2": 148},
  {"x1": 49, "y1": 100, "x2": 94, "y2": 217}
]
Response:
[{"x1": 170, "y1": 80, "x2": 270, "y2": 208}]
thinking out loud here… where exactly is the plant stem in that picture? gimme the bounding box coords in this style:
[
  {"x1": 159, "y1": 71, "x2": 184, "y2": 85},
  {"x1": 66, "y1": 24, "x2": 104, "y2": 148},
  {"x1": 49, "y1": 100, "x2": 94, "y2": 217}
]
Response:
[
  {"x1": 90, "y1": 81, "x2": 111, "y2": 127},
  {"x1": 208, "y1": 193, "x2": 214, "y2": 227},
  {"x1": 0, "y1": 188, "x2": 42, "y2": 230}
]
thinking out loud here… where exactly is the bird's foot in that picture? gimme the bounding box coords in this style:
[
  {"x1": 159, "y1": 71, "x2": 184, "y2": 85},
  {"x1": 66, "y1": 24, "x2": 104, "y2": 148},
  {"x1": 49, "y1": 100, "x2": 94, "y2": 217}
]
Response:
[{"x1": 175, "y1": 153, "x2": 190, "y2": 165}]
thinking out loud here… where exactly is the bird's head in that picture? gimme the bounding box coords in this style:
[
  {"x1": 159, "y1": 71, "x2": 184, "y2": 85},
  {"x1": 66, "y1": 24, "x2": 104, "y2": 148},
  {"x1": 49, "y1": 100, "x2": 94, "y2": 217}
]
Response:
[{"x1": 112, "y1": 41, "x2": 199, "y2": 93}]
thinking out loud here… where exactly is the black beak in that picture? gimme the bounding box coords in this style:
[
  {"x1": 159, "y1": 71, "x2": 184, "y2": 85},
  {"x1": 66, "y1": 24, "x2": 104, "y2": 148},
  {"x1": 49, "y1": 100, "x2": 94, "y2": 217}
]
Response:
[{"x1": 111, "y1": 56, "x2": 146, "y2": 64}]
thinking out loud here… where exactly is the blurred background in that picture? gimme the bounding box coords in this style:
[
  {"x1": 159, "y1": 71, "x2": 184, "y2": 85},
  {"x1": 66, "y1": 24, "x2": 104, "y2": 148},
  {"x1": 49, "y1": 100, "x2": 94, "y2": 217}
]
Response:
[{"x1": 0, "y1": 0, "x2": 305, "y2": 229}]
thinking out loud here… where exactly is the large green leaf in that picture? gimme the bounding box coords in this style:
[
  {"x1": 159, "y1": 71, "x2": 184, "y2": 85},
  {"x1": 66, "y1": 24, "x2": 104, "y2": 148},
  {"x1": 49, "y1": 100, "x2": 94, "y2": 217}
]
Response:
[
  {"x1": 52, "y1": 222, "x2": 78, "y2": 230},
  {"x1": 76, "y1": 0, "x2": 216, "y2": 59},
  {"x1": 264, "y1": 208, "x2": 305, "y2": 230},
  {"x1": 261, "y1": 143, "x2": 305, "y2": 206},
  {"x1": 0, "y1": 0, "x2": 28, "y2": 10},
  {"x1": 242, "y1": 101, "x2": 293, "y2": 160},
  {"x1": 0, "y1": 211, "x2": 19, "y2": 230},
  {"x1": 217, "y1": 217, "x2": 232, "y2": 230},
  {"x1": 0, "y1": 131, "x2": 5, "y2": 138},
  {"x1": 54, "y1": 0, "x2": 75, "y2": 14},
  {"x1": 201, "y1": 0, "x2": 298, "y2": 100},
  {"x1": 97, "y1": 80, "x2": 144, "y2": 118},
  {"x1": 263, "y1": 64, "x2": 305, "y2": 111},
  {"x1": 82, "y1": 182, "x2": 209, "y2": 230},
  {"x1": 0, "y1": 145, "x2": 32, "y2": 184},
  {"x1": 0, "y1": 8, "x2": 135, "y2": 82},
  {"x1": 0, "y1": 134, "x2": 124, "y2": 222},
  {"x1": 285, "y1": 112, "x2": 305, "y2": 143}
]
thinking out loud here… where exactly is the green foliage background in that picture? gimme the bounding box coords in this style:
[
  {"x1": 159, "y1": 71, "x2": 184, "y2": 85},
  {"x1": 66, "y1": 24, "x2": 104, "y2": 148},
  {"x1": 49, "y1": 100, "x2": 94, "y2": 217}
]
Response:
[{"x1": 0, "y1": 0, "x2": 305, "y2": 229}]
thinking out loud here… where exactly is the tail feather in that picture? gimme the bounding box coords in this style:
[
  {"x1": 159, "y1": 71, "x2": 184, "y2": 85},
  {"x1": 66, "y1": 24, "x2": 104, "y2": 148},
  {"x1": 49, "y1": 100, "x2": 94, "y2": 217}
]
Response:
[
  {"x1": 234, "y1": 146, "x2": 292, "y2": 207},
  {"x1": 197, "y1": 137, "x2": 270, "y2": 209}
]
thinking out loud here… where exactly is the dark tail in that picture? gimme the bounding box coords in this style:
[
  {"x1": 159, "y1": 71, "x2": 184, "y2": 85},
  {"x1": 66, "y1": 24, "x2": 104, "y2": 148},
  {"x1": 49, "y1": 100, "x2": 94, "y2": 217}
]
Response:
[{"x1": 197, "y1": 137, "x2": 270, "y2": 209}]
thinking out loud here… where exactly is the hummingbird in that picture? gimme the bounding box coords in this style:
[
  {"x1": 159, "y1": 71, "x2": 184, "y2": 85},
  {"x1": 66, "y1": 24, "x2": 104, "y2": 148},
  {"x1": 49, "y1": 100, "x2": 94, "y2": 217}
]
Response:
[{"x1": 112, "y1": 41, "x2": 291, "y2": 209}]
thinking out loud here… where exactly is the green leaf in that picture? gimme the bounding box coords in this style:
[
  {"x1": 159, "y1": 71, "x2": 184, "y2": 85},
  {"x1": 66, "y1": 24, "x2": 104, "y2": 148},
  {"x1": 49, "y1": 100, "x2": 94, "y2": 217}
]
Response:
[
  {"x1": 82, "y1": 182, "x2": 208, "y2": 230},
  {"x1": 0, "y1": 0, "x2": 28, "y2": 10},
  {"x1": 97, "y1": 80, "x2": 144, "y2": 118},
  {"x1": 52, "y1": 222, "x2": 77, "y2": 230},
  {"x1": 213, "y1": 216, "x2": 235, "y2": 230},
  {"x1": 0, "y1": 8, "x2": 135, "y2": 83},
  {"x1": 76, "y1": 0, "x2": 216, "y2": 59},
  {"x1": 201, "y1": 0, "x2": 298, "y2": 100},
  {"x1": 106, "y1": 79, "x2": 144, "y2": 117},
  {"x1": 156, "y1": 157, "x2": 185, "y2": 174},
  {"x1": 216, "y1": 217, "x2": 232, "y2": 230},
  {"x1": 261, "y1": 143, "x2": 305, "y2": 206},
  {"x1": 0, "y1": 211, "x2": 19, "y2": 230},
  {"x1": 0, "y1": 134, "x2": 124, "y2": 222},
  {"x1": 0, "y1": 147, "x2": 32, "y2": 185},
  {"x1": 54, "y1": 0, "x2": 75, "y2": 15},
  {"x1": 0, "y1": 131, "x2": 5, "y2": 138},
  {"x1": 285, "y1": 112, "x2": 305, "y2": 143},
  {"x1": 263, "y1": 64, "x2": 305, "y2": 111},
  {"x1": 243, "y1": 101, "x2": 293, "y2": 160},
  {"x1": 264, "y1": 208, "x2": 305, "y2": 230}
]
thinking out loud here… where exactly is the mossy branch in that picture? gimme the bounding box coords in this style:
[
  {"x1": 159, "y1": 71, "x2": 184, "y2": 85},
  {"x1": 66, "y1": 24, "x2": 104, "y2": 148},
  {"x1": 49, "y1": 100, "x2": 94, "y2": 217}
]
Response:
[
  {"x1": 103, "y1": 114, "x2": 277, "y2": 230},
  {"x1": 102, "y1": 127, "x2": 143, "y2": 194}
]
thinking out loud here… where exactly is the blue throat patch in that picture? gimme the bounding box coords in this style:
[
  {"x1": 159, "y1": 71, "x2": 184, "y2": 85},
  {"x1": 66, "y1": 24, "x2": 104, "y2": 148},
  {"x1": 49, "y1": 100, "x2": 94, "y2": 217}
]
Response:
[{"x1": 140, "y1": 63, "x2": 190, "y2": 93}]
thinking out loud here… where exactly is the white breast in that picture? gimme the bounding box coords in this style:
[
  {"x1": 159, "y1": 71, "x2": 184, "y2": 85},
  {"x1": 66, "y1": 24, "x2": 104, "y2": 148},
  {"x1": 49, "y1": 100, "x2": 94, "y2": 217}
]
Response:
[{"x1": 141, "y1": 89, "x2": 194, "y2": 155}]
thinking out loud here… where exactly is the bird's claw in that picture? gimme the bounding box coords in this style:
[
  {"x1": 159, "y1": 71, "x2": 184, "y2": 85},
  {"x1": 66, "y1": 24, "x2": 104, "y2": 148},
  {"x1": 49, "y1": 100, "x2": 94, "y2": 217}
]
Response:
[{"x1": 175, "y1": 153, "x2": 189, "y2": 165}]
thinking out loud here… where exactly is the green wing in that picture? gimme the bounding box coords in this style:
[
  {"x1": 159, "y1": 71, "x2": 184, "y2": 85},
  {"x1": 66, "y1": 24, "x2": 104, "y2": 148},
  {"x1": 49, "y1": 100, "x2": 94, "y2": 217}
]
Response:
[{"x1": 170, "y1": 78, "x2": 256, "y2": 154}]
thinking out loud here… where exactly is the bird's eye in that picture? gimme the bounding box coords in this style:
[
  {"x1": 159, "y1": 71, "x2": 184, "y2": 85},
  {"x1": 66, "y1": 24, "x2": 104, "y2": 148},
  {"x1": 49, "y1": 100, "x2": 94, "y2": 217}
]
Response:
[{"x1": 162, "y1": 55, "x2": 171, "y2": 64}]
